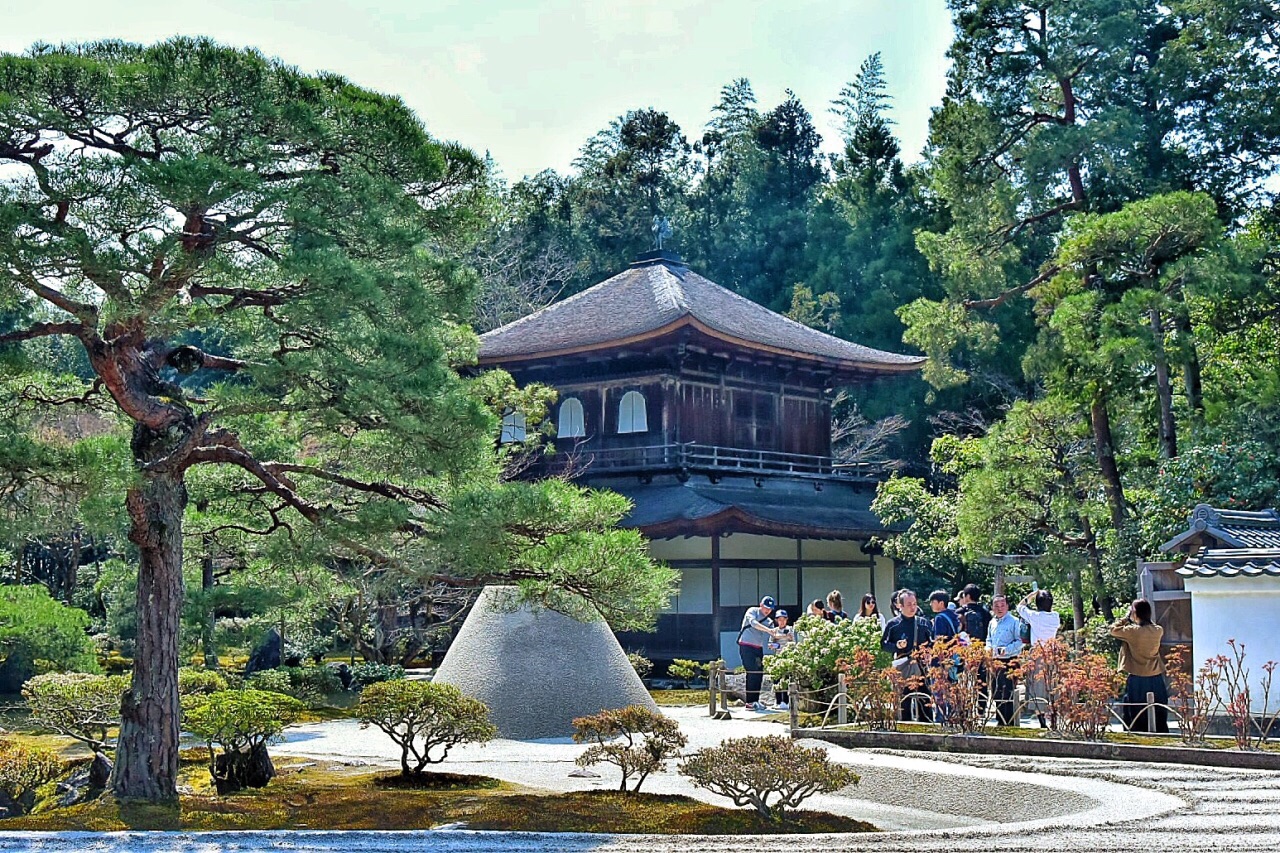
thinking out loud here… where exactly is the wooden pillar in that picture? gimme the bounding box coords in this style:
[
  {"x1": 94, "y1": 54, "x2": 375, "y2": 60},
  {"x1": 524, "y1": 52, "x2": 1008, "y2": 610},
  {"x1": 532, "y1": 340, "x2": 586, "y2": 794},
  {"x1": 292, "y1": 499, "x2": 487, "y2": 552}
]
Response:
[
  {"x1": 867, "y1": 544, "x2": 877, "y2": 599},
  {"x1": 796, "y1": 539, "x2": 804, "y2": 609},
  {"x1": 710, "y1": 534, "x2": 722, "y2": 658}
]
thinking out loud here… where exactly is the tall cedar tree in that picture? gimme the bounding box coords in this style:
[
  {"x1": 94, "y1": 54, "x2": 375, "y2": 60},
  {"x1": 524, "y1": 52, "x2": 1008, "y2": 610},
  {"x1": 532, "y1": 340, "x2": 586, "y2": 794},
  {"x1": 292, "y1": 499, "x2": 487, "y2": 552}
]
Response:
[{"x1": 0, "y1": 39, "x2": 674, "y2": 801}]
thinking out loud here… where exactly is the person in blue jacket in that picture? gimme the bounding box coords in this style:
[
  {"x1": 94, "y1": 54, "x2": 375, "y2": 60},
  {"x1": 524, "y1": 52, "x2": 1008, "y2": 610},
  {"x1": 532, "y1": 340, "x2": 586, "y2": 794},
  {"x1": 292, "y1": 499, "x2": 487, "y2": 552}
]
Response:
[{"x1": 986, "y1": 594, "x2": 1025, "y2": 725}]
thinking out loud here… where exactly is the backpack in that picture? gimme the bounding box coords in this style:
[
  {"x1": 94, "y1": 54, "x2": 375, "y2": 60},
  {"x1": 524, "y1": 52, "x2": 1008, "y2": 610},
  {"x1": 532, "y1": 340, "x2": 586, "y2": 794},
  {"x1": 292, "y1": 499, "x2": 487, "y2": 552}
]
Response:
[
  {"x1": 1019, "y1": 617, "x2": 1031, "y2": 646},
  {"x1": 965, "y1": 604, "x2": 993, "y2": 641}
]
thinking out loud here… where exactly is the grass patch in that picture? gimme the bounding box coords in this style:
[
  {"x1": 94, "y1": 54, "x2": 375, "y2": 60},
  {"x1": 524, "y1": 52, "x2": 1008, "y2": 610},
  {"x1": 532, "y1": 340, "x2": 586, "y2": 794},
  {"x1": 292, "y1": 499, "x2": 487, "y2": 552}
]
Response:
[
  {"x1": 463, "y1": 790, "x2": 877, "y2": 834},
  {"x1": 4, "y1": 754, "x2": 876, "y2": 834},
  {"x1": 649, "y1": 689, "x2": 709, "y2": 707},
  {"x1": 294, "y1": 702, "x2": 358, "y2": 723}
]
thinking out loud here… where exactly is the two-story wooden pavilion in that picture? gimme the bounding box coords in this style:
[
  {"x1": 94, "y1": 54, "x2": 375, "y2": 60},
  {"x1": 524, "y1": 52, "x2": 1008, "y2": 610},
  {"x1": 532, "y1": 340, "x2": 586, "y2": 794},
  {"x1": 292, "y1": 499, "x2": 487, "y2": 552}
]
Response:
[{"x1": 478, "y1": 250, "x2": 925, "y2": 661}]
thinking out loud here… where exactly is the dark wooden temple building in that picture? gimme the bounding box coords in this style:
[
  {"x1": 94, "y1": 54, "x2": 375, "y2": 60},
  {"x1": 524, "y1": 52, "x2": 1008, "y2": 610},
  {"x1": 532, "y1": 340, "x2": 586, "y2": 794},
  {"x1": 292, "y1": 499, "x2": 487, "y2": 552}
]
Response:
[{"x1": 478, "y1": 250, "x2": 925, "y2": 661}]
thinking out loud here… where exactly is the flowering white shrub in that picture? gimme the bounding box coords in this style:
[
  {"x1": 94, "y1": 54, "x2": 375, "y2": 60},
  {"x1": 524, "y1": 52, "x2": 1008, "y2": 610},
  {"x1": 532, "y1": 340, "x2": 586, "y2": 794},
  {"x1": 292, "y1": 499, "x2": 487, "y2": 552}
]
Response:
[{"x1": 764, "y1": 615, "x2": 888, "y2": 691}]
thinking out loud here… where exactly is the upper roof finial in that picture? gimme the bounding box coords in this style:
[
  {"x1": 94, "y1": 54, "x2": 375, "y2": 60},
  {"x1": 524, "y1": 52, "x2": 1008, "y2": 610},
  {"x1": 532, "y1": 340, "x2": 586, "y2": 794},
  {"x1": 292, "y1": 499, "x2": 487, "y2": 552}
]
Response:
[{"x1": 651, "y1": 215, "x2": 673, "y2": 251}]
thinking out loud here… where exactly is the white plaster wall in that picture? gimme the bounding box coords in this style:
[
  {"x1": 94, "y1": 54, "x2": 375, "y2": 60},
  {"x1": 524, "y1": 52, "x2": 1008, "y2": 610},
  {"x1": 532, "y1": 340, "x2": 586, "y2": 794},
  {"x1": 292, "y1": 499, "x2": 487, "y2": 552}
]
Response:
[{"x1": 1184, "y1": 575, "x2": 1280, "y2": 715}]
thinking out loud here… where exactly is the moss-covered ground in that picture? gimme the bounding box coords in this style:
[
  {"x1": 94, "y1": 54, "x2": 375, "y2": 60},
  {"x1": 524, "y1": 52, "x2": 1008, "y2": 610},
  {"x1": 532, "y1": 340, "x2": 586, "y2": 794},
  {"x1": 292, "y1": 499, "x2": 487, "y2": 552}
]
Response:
[
  {"x1": 649, "y1": 688, "x2": 709, "y2": 706},
  {"x1": 3, "y1": 748, "x2": 876, "y2": 834}
]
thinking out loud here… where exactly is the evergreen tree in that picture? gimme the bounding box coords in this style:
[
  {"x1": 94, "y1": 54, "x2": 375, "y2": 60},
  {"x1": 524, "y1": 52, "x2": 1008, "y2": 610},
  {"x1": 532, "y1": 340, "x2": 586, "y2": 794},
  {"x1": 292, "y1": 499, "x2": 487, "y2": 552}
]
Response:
[
  {"x1": 0, "y1": 39, "x2": 673, "y2": 802},
  {"x1": 569, "y1": 108, "x2": 692, "y2": 282}
]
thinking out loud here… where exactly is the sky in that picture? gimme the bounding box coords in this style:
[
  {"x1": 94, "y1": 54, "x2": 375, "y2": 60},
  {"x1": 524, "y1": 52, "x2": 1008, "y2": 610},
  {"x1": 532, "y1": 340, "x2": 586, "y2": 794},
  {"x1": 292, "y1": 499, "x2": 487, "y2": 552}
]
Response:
[{"x1": 0, "y1": 0, "x2": 955, "y2": 182}]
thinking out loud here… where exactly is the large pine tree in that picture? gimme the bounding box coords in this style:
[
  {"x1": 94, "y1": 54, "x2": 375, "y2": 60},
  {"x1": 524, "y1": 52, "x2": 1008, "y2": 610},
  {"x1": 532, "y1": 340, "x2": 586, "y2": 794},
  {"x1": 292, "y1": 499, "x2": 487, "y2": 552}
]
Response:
[{"x1": 0, "y1": 39, "x2": 673, "y2": 802}]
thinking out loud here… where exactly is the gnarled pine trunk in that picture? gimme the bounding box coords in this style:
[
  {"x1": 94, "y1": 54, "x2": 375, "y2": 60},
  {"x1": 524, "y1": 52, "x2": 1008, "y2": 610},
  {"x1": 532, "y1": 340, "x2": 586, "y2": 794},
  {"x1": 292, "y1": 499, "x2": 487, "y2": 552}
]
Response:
[
  {"x1": 1089, "y1": 390, "x2": 1128, "y2": 535},
  {"x1": 110, "y1": 426, "x2": 187, "y2": 801}
]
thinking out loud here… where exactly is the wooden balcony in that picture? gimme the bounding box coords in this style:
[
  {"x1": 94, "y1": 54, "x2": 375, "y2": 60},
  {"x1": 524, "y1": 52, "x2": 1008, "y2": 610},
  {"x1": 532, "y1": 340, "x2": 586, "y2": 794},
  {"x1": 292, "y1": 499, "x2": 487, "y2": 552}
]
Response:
[{"x1": 528, "y1": 441, "x2": 888, "y2": 482}]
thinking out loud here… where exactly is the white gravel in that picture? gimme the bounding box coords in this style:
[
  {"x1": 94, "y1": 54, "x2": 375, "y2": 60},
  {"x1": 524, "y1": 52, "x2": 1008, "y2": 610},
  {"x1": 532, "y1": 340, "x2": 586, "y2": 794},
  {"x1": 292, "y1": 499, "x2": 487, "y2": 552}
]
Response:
[{"x1": 2, "y1": 705, "x2": 1277, "y2": 851}]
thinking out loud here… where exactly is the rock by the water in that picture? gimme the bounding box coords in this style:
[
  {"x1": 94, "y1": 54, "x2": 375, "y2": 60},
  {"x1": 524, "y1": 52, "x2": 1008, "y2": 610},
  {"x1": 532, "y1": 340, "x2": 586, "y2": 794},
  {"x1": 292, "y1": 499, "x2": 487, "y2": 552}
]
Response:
[
  {"x1": 431, "y1": 586, "x2": 658, "y2": 740},
  {"x1": 245, "y1": 628, "x2": 282, "y2": 675},
  {"x1": 328, "y1": 662, "x2": 353, "y2": 690}
]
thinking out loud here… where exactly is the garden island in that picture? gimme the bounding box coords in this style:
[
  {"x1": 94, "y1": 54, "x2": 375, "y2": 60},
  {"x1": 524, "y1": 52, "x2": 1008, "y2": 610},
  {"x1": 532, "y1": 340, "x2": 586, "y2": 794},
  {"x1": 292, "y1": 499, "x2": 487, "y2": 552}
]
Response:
[{"x1": 1, "y1": 2, "x2": 1280, "y2": 849}]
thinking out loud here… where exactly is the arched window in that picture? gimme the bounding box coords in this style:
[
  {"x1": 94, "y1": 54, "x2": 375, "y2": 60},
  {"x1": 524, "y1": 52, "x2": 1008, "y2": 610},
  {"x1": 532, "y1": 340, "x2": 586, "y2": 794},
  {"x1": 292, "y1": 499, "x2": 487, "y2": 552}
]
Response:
[
  {"x1": 558, "y1": 397, "x2": 585, "y2": 438},
  {"x1": 500, "y1": 411, "x2": 526, "y2": 443},
  {"x1": 618, "y1": 391, "x2": 648, "y2": 434}
]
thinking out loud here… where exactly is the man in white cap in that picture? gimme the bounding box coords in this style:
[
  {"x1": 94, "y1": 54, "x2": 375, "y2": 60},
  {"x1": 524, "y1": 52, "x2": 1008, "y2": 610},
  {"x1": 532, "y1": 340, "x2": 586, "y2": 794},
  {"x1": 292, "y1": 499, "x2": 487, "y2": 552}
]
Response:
[{"x1": 738, "y1": 595, "x2": 781, "y2": 711}]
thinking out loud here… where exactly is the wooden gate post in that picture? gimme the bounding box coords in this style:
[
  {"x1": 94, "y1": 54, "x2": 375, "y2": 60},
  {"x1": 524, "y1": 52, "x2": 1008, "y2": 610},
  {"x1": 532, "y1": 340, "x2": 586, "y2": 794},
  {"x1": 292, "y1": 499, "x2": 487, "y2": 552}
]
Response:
[{"x1": 837, "y1": 673, "x2": 848, "y2": 726}]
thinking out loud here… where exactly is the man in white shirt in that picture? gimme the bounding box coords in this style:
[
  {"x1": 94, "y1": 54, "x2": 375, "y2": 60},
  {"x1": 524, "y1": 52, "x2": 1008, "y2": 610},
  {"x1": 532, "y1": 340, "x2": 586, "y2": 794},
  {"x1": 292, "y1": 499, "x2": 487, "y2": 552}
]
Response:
[{"x1": 1016, "y1": 589, "x2": 1061, "y2": 727}]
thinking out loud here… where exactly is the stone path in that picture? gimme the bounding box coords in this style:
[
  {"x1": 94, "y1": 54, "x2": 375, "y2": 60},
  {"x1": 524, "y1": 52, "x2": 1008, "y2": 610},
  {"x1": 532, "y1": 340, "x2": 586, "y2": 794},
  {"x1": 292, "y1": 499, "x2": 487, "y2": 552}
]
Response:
[{"x1": 1, "y1": 706, "x2": 1278, "y2": 851}]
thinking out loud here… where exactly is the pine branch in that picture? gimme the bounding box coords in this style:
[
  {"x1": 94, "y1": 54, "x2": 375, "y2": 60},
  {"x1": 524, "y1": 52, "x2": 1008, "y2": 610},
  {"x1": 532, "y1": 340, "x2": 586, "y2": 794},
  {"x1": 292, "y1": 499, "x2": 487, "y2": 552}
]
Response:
[
  {"x1": 963, "y1": 265, "x2": 1059, "y2": 311},
  {"x1": 0, "y1": 321, "x2": 84, "y2": 344}
]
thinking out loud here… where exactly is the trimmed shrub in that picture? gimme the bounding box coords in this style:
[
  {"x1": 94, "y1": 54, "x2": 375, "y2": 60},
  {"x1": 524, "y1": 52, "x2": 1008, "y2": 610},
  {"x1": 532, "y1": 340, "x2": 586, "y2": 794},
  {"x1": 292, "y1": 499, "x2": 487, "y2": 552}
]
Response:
[
  {"x1": 178, "y1": 668, "x2": 229, "y2": 697},
  {"x1": 627, "y1": 652, "x2": 653, "y2": 680},
  {"x1": 287, "y1": 634, "x2": 333, "y2": 666},
  {"x1": 572, "y1": 705, "x2": 687, "y2": 793},
  {"x1": 282, "y1": 665, "x2": 342, "y2": 698},
  {"x1": 0, "y1": 739, "x2": 62, "y2": 814},
  {"x1": 765, "y1": 614, "x2": 887, "y2": 693},
  {"x1": 667, "y1": 659, "x2": 710, "y2": 687},
  {"x1": 244, "y1": 669, "x2": 291, "y2": 695},
  {"x1": 678, "y1": 734, "x2": 858, "y2": 821},
  {"x1": 22, "y1": 672, "x2": 129, "y2": 754},
  {"x1": 0, "y1": 585, "x2": 98, "y2": 691},
  {"x1": 356, "y1": 681, "x2": 496, "y2": 776},
  {"x1": 350, "y1": 662, "x2": 405, "y2": 689},
  {"x1": 184, "y1": 689, "x2": 304, "y2": 794}
]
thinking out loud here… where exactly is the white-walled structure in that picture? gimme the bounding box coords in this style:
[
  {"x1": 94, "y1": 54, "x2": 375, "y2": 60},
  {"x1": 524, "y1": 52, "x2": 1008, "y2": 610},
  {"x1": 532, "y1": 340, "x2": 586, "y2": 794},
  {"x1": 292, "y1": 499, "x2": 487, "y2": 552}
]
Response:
[
  {"x1": 1180, "y1": 570, "x2": 1280, "y2": 714},
  {"x1": 1165, "y1": 505, "x2": 1280, "y2": 715}
]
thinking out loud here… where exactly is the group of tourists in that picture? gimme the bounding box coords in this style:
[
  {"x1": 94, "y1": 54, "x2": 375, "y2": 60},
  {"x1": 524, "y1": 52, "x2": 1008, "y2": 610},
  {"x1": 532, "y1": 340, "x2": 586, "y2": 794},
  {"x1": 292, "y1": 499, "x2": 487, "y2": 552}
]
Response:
[
  {"x1": 738, "y1": 582, "x2": 1172, "y2": 731},
  {"x1": 879, "y1": 584, "x2": 1169, "y2": 731}
]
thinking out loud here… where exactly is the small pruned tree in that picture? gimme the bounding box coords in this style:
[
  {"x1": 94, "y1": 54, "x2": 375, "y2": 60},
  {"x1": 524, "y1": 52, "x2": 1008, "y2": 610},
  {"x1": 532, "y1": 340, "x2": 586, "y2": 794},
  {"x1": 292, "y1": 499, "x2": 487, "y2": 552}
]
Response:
[
  {"x1": 572, "y1": 705, "x2": 687, "y2": 793},
  {"x1": 22, "y1": 672, "x2": 128, "y2": 758},
  {"x1": 183, "y1": 689, "x2": 303, "y2": 794},
  {"x1": 356, "y1": 680, "x2": 496, "y2": 777},
  {"x1": 678, "y1": 734, "x2": 858, "y2": 821},
  {"x1": 0, "y1": 738, "x2": 62, "y2": 815},
  {"x1": 667, "y1": 659, "x2": 711, "y2": 688}
]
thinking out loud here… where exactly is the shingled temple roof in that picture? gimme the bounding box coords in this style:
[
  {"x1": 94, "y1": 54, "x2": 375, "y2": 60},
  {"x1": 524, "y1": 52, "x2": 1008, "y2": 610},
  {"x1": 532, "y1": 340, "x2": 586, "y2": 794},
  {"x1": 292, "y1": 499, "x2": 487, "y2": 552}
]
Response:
[
  {"x1": 477, "y1": 252, "x2": 926, "y2": 373},
  {"x1": 1160, "y1": 504, "x2": 1280, "y2": 553}
]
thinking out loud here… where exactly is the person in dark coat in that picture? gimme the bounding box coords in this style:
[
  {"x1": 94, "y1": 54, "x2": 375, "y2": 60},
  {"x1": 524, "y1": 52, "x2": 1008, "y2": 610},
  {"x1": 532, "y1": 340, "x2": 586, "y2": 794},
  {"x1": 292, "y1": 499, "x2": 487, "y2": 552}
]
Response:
[{"x1": 881, "y1": 590, "x2": 934, "y2": 721}]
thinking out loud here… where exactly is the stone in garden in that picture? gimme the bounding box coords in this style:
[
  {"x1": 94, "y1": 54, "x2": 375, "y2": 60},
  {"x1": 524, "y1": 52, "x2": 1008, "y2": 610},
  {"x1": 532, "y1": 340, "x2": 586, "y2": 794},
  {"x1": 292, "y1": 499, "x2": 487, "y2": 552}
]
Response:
[
  {"x1": 432, "y1": 586, "x2": 658, "y2": 739},
  {"x1": 328, "y1": 661, "x2": 353, "y2": 690},
  {"x1": 53, "y1": 754, "x2": 111, "y2": 809},
  {"x1": 245, "y1": 628, "x2": 282, "y2": 675}
]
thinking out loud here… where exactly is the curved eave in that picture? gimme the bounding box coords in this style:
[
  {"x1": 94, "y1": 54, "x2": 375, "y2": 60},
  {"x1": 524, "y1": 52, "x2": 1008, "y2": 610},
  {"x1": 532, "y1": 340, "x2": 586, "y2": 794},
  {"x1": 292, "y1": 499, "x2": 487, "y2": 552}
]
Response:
[
  {"x1": 477, "y1": 316, "x2": 926, "y2": 375},
  {"x1": 637, "y1": 506, "x2": 882, "y2": 541}
]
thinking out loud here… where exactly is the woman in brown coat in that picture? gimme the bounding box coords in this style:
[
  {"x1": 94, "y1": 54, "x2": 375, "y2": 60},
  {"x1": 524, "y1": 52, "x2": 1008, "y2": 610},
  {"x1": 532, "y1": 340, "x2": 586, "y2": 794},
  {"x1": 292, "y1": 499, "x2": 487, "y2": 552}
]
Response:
[{"x1": 1110, "y1": 598, "x2": 1169, "y2": 733}]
